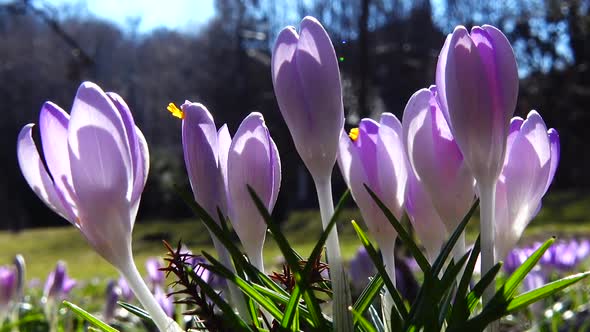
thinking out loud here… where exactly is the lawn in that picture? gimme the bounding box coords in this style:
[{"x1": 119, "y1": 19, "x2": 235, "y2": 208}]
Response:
[{"x1": 1, "y1": 190, "x2": 589, "y2": 282}]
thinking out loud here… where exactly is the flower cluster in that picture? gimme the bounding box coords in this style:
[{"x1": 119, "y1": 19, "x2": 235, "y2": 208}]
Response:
[{"x1": 15, "y1": 15, "x2": 571, "y2": 332}]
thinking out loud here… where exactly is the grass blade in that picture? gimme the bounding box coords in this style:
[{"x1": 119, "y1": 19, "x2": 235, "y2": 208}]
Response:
[
  {"x1": 350, "y1": 307, "x2": 378, "y2": 332},
  {"x1": 351, "y1": 220, "x2": 407, "y2": 324},
  {"x1": 506, "y1": 271, "x2": 590, "y2": 312},
  {"x1": 246, "y1": 186, "x2": 325, "y2": 330},
  {"x1": 503, "y1": 237, "x2": 555, "y2": 299},
  {"x1": 431, "y1": 199, "x2": 479, "y2": 276},
  {"x1": 202, "y1": 252, "x2": 284, "y2": 322},
  {"x1": 352, "y1": 274, "x2": 384, "y2": 315},
  {"x1": 62, "y1": 301, "x2": 119, "y2": 332}
]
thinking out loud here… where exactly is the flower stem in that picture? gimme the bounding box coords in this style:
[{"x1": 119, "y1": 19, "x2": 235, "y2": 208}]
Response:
[
  {"x1": 314, "y1": 175, "x2": 353, "y2": 332},
  {"x1": 212, "y1": 236, "x2": 252, "y2": 323},
  {"x1": 479, "y1": 181, "x2": 498, "y2": 332},
  {"x1": 119, "y1": 256, "x2": 183, "y2": 332},
  {"x1": 380, "y1": 242, "x2": 396, "y2": 332}
]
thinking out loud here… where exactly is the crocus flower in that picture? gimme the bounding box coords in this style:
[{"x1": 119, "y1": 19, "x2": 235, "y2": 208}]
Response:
[
  {"x1": 18, "y1": 82, "x2": 180, "y2": 332},
  {"x1": 436, "y1": 25, "x2": 518, "y2": 184},
  {"x1": 273, "y1": 16, "x2": 353, "y2": 328},
  {"x1": 118, "y1": 277, "x2": 133, "y2": 302},
  {"x1": 494, "y1": 111, "x2": 559, "y2": 261},
  {"x1": 349, "y1": 246, "x2": 377, "y2": 292},
  {"x1": 171, "y1": 101, "x2": 230, "y2": 222},
  {"x1": 154, "y1": 286, "x2": 174, "y2": 318},
  {"x1": 17, "y1": 82, "x2": 148, "y2": 269},
  {"x1": 170, "y1": 101, "x2": 248, "y2": 316},
  {"x1": 402, "y1": 86, "x2": 475, "y2": 233},
  {"x1": 338, "y1": 113, "x2": 407, "y2": 281},
  {"x1": 104, "y1": 279, "x2": 121, "y2": 322},
  {"x1": 43, "y1": 261, "x2": 76, "y2": 302},
  {"x1": 227, "y1": 112, "x2": 281, "y2": 273},
  {"x1": 272, "y1": 16, "x2": 343, "y2": 179},
  {"x1": 0, "y1": 266, "x2": 16, "y2": 320},
  {"x1": 145, "y1": 258, "x2": 165, "y2": 289}
]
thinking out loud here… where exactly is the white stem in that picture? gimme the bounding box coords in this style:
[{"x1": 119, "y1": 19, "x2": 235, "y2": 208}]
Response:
[
  {"x1": 244, "y1": 242, "x2": 272, "y2": 325},
  {"x1": 313, "y1": 175, "x2": 353, "y2": 332},
  {"x1": 479, "y1": 181, "x2": 498, "y2": 332},
  {"x1": 211, "y1": 235, "x2": 251, "y2": 323},
  {"x1": 380, "y1": 242, "x2": 396, "y2": 332},
  {"x1": 118, "y1": 256, "x2": 183, "y2": 332}
]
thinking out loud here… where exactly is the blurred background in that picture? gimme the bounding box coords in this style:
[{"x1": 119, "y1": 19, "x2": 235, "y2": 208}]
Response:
[
  {"x1": 2, "y1": 0, "x2": 588, "y2": 228},
  {"x1": 1, "y1": 0, "x2": 589, "y2": 277}
]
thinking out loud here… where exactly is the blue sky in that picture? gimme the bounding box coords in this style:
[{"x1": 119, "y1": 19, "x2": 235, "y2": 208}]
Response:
[{"x1": 43, "y1": 0, "x2": 215, "y2": 33}]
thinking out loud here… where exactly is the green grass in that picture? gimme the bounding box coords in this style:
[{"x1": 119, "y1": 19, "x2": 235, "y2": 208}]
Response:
[{"x1": 1, "y1": 190, "x2": 589, "y2": 282}]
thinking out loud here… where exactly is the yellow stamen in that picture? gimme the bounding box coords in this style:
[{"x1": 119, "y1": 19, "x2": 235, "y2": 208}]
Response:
[
  {"x1": 348, "y1": 127, "x2": 359, "y2": 141},
  {"x1": 167, "y1": 103, "x2": 184, "y2": 119}
]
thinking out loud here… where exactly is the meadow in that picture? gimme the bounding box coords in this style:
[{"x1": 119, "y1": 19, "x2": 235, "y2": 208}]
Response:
[{"x1": 2, "y1": 190, "x2": 588, "y2": 282}]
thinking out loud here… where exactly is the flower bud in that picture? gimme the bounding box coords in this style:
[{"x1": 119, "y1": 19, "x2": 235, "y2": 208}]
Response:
[
  {"x1": 272, "y1": 16, "x2": 343, "y2": 179},
  {"x1": 436, "y1": 25, "x2": 519, "y2": 185},
  {"x1": 494, "y1": 111, "x2": 559, "y2": 260},
  {"x1": 227, "y1": 112, "x2": 281, "y2": 272}
]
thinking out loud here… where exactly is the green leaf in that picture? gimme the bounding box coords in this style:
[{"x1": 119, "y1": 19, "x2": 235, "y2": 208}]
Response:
[
  {"x1": 352, "y1": 274, "x2": 384, "y2": 315},
  {"x1": 117, "y1": 301, "x2": 151, "y2": 322},
  {"x1": 350, "y1": 307, "x2": 378, "y2": 332},
  {"x1": 62, "y1": 301, "x2": 119, "y2": 332},
  {"x1": 431, "y1": 199, "x2": 479, "y2": 277},
  {"x1": 466, "y1": 262, "x2": 503, "y2": 312},
  {"x1": 507, "y1": 271, "x2": 590, "y2": 312},
  {"x1": 448, "y1": 237, "x2": 481, "y2": 325},
  {"x1": 251, "y1": 283, "x2": 319, "y2": 327},
  {"x1": 503, "y1": 237, "x2": 555, "y2": 299},
  {"x1": 351, "y1": 220, "x2": 407, "y2": 325},
  {"x1": 175, "y1": 186, "x2": 261, "y2": 282},
  {"x1": 246, "y1": 185, "x2": 325, "y2": 330},
  {"x1": 364, "y1": 185, "x2": 431, "y2": 273},
  {"x1": 188, "y1": 263, "x2": 254, "y2": 331},
  {"x1": 202, "y1": 252, "x2": 284, "y2": 322}
]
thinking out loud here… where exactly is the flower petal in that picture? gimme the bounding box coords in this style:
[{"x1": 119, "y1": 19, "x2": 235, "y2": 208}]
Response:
[
  {"x1": 181, "y1": 102, "x2": 223, "y2": 220},
  {"x1": 17, "y1": 124, "x2": 71, "y2": 221},
  {"x1": 218, "y1": 124, "x2": 232, "y2": 217},
  {"x1": 376, "y1": 112, "x2": 407, "y2": 219},
  {"x1": 107, "y1": 92, "x2": 147, "y2": 204},
  {"x1": 66, "y1": 82, "x2": 134, "y2": 265},
  {"x1": 545, "y1": 128, "x2": 560, "y2": 193},
  {"x1": 228, "y1": 113, "x2": 273, "y2": 247}
]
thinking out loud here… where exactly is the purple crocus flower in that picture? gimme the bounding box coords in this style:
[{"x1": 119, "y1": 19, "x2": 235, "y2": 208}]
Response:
[
  {"x1": 117, "y1": 277, "x2": 133, "y2": 302},
  {"x1": 227, "y1": 112, "x2": 281, "y2": 273},
  {"x1": 145, "y1": 258, "x2": 165, "y2": 289},
  {"x1": 104, "y1": 279, "x2": 121, "y2": 322},
  {"x1": 494, "y1": 111, "x2": 559, "y2": 261},
  {"x1": 154, "y1": 286, "x2": 174, "y2": 318},
  {"x1": 436, "y1": 25, "x2": 518, "y2": 185},
  {"x1": 338, "y1": 113, "x2": 407, "y2": 282},
  {"x1": 17, "y1": 82, "x2": 149, "y2": 269},
  {"x1": 0, "y1": 266, "x2": 16, "y2": 318},
  {"x1": 348, "y1": 246, "x2": 377, "y2": 292},
  {"x1": 271, "y1": 16, "x2": 343, "y2": 179},
  {"x1": 175, "y1": 102, "x2": 230, "y2": 223},
  {"x1": 43, "y1": 261, "x2": 76, "y2": 301},
  {"x1": 402, "y1": 86, "x2": 475, "y2": 234}
]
